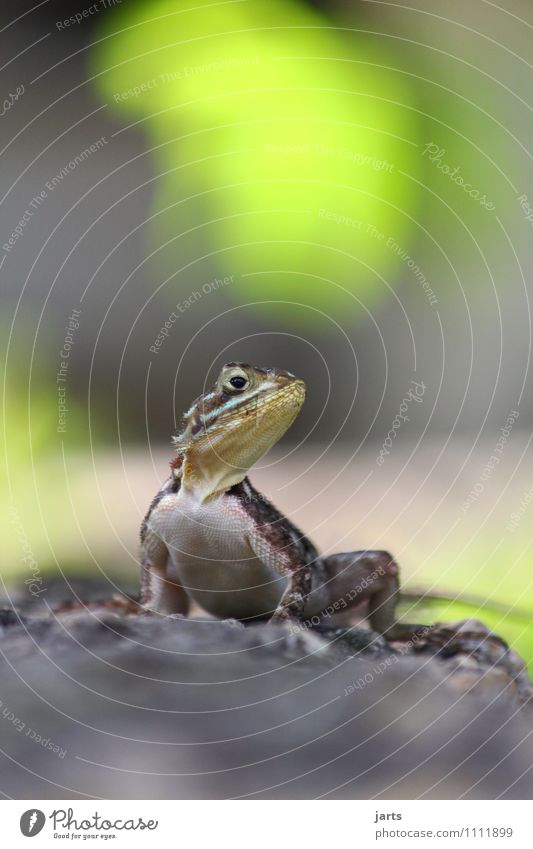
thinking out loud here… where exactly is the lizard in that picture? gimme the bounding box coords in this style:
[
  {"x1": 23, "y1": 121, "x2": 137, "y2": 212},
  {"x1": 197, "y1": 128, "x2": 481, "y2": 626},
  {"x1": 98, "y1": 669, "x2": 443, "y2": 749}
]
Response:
[
  {"x1": 8, "y1": 359, "x2": 523, "y2": 685},
  {"x1": 1, "y1": 358, "x2": 523, "y2": 695},
  {"x1": 139, "y1": 362, "x2": 418, "y2": 638}
]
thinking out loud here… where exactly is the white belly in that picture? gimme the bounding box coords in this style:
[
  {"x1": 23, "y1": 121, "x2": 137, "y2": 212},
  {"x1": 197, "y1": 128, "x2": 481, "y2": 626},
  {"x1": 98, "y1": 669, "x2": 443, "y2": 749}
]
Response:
[{"x1": 151, "y1": 489, "x2": 288, "y2": 619}]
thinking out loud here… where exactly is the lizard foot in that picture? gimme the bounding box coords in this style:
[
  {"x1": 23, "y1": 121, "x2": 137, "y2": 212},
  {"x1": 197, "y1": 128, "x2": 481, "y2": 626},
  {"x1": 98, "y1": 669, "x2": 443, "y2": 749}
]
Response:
[
  {"x1": 401, "y1": 619, "x2": 510, "y2": 659},
  {"x1": 394, "y1": 619, "x2": 532, "y2": 701}
]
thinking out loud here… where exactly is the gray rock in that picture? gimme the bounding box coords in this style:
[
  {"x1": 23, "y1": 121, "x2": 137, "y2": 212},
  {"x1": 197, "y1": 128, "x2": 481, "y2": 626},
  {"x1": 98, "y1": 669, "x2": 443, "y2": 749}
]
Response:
[{"x1": 0, "y1": 585, "x2": 531, "y2": 799}]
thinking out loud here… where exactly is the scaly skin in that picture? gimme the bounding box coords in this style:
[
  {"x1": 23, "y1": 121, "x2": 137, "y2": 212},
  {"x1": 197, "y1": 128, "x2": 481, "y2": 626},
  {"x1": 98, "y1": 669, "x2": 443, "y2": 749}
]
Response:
[{"x1": 140, "y1": 363, "x2": 407, "y2": 634}]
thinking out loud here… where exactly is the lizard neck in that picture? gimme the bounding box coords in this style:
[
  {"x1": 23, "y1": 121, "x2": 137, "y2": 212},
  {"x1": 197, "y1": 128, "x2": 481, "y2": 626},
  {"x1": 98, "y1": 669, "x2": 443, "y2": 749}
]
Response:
[{"x1": 180, "y1": 448, "x2": 248, "y2": 501}]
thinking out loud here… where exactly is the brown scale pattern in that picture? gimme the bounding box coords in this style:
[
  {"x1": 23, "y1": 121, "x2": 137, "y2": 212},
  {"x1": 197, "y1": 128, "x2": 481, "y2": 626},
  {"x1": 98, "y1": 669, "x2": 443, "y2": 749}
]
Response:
[{"x1": 229, "y1": 477, "x2": 328, "y2": 609}]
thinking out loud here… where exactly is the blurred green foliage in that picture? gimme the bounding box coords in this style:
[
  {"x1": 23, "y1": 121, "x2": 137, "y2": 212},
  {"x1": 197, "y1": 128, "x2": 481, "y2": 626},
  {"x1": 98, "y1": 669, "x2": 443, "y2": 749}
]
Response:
[
  {"x1": 1, "y1": 351, "x2": 90, "y2": 581},
  {"x1": 93, "y1": 0, "x2": 420, "y2": 318}
]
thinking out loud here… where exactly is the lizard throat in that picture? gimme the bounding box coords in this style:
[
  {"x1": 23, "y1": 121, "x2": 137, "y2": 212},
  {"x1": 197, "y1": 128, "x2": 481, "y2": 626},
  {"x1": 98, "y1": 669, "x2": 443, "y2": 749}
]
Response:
[{"x1": 181, "y1": 454, "x2": 247, "y2": 501}]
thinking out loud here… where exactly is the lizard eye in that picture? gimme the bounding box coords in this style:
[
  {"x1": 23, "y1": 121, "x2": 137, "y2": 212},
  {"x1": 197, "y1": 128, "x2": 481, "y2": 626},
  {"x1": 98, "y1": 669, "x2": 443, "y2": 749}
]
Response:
[{"x1": 228, "y1": 375, "x2": 247, "y2": 390}]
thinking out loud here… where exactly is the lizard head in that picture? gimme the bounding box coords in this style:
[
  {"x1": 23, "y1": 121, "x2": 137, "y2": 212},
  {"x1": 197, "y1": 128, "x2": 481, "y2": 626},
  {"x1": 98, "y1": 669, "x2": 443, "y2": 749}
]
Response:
[{"x1": 173, "y1": 363, "x2": 306, "y2": 498}]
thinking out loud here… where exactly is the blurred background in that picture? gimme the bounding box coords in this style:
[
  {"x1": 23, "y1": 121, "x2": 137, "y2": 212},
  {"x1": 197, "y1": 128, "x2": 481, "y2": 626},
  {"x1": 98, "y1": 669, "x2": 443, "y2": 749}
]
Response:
[{"x1": 1, "y1": 0, "x2": 533, "y2": 669}]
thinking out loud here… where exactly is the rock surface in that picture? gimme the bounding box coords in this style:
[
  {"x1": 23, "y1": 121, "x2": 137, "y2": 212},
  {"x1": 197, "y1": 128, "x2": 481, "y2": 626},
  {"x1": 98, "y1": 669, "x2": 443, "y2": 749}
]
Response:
[{"x1": 0, "y1": 579, "x2": 532, "y2": 799}]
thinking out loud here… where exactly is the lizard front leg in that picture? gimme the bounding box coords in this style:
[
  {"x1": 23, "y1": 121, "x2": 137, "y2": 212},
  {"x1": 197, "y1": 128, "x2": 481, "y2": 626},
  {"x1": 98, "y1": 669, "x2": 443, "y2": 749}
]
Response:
[
  {"x1": 320, "y1": 550, "x2": 425, "y2": 639},
  {"x1": 140, "y1": 527, "x2": 190, "y2": 616},
  {"x1": 269, "y1": 564, "x2": 312, "y2": 623},
  {"x1": 244, "y1": 519, "x2": 313, "y2": 624}
]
